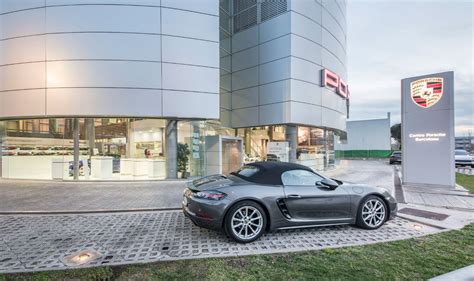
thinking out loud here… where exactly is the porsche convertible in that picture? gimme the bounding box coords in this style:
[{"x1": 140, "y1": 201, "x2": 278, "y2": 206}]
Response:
[{"x1": 183, "y1": 162, "x2": 397, "y2": 243}]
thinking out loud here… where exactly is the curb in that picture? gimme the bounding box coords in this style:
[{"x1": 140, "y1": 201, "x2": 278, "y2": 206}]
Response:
[
  {"x1": 0, "y1": 207, "x2": 182, "y2": 216},
  {"x1": 395, "y1": 213, "x2": 447, "y2": 230}
]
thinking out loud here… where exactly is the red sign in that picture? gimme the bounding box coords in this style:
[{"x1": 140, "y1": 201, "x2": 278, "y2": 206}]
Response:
[{"x1": 321, "y1": 69, "x2": 349, "y2": 99}]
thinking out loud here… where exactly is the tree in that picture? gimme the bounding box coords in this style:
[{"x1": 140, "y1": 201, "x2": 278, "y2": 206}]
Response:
[
  {"x1": 391, "y1": 123, "x2": 401, "y2": 145},
  {"x1": 177, "y1": 143, "x2": 191, "y2": 178}
]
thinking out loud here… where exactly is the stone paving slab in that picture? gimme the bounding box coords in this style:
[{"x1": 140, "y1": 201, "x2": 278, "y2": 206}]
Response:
[
  {"x1": 0, "y1": 180, "x2": 187, "y2": 213},
  {"x1": 395, "y1": 165, "x2": 474, "y2": 211},
  {"x1": 403, "y1": 188, "x2": 474, "y2": 210},
  {"x1": 0, "y1": 211, "x2": 437, "y2": 274}
]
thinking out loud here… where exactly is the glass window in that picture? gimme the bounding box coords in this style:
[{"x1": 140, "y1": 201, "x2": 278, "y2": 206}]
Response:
[
  {"x1": 233, "y1": 165, "x2": 259, "y2": 178},
  {"x1": 281, "y1": 169, "x2": 324, "y2": 186},
  {"x1": 455, "y1": 150, "x2": 468, "y2": 155},
  {"x1": 178, "y1": 121, "x2": 207, "y2": 178},
  {"x1": 39, "y1": 120, "x2": 49, "y2": 133}
]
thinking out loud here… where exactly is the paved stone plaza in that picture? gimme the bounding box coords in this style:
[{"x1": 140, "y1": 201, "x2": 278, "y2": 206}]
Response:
[
  {"x1": 325, "y1": 159, "x2": 395, "y2": 194},
  {"x1": 0, "y1": 159, "x2": 469, "y2": 274},
  {"x1": 0, "y1": 210, "x2": 436, "y2": 274}
]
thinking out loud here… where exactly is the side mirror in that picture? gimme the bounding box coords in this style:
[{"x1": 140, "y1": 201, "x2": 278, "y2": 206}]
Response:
[{"x1": 317, "y1": 178, "x2": 339, "y2": 190}]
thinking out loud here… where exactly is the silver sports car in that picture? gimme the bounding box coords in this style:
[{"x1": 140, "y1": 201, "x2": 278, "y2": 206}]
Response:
[{"x1": 183, "y1": 162, "x2": 397, "y2": 243}]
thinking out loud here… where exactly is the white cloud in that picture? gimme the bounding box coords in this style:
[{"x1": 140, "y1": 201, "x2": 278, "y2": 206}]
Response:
[{"x1": 347, "y1": 0, "x2": 473, "y2": 135}]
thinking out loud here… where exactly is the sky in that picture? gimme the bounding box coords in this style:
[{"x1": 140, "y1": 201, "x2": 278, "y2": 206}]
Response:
[{"x1": 347, "y1": 0, "x2": 473, "y2": 136}]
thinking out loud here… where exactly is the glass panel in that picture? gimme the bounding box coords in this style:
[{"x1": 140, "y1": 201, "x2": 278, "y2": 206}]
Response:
[
  {"x1": 76, "y1": 118, "x2": 168, "y2": 180},
  {"x1": 1, "y1": 118, "x2": 67, "y2": 180},
  {"x1": 0, "y1": 118, "x2": 170, "y2": 180},
  {"x1": 222, "y1": 139, "x2": 242, "y2": 175},
  {"x1": 297, "y1": 126, "x2": 334, "y2": 171},
  {"x1": 178, "y1": 121, "x2": 207, "y2": 178},
  {"x1": 122, "y1": 119, "x2": 166, "y2": 180},
  {"x1": 326, "y1": 130, "x2": 335, "y2": 168},
  {"x1": 0, "y1": 121, "x2": 4, "y2": 178},
  {"x1": 234, "y1": 165, "x2": 259, "y2": 177}
]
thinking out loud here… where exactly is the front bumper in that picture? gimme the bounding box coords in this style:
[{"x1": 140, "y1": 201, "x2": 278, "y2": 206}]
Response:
[
  {"x1": 382, "y1": 191, "x2": 398, "y2": 220},
  {"x1": 389, "y1": 202, "x2": 398, "y2": 220}
]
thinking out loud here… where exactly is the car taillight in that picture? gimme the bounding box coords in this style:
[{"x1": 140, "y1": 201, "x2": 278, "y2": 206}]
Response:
[{"x1": 194, "y1": 190, "x2": 227, "y2": 200}]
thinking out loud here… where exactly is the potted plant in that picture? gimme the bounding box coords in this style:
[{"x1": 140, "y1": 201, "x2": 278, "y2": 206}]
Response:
[{"x1": 177, "y1": 143, "x2": 191, "y2": 179}]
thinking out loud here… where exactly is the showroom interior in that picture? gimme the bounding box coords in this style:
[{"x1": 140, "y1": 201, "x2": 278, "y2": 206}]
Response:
[{"x1": 0, "y1": 0, "x2": 348, "y2": 181}]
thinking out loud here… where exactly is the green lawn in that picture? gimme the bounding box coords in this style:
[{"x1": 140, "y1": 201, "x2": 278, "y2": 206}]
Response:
[
  {"x1": 2, "y1": 224, "x2": 473, "y2": 281},
  {"x1": 457, "y1": 172, "x2": 474, "y2": 193}
]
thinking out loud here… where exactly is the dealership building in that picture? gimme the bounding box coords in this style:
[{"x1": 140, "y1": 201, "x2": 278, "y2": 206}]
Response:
[{"x1": 0, "y1": 0, "x2": 348, "y2": 180}]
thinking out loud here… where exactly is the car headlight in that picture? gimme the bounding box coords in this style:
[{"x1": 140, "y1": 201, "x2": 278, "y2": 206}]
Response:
[{"x1": 193, "y1": 190, "x2": 227, "y2": 200}]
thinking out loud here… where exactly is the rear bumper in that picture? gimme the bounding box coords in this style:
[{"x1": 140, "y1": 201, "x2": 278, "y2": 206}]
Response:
[
  {"x1": 182, "y1": 193, "x2": 226, "y2": 231},
  {"x1": 182, "y1": 206, "x2": 222, "y2": 230}
]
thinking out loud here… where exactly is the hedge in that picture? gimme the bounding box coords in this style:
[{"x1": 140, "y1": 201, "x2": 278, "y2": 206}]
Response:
[{"x1": 335, "y1": 150, "x2": 394, "y2": 158}]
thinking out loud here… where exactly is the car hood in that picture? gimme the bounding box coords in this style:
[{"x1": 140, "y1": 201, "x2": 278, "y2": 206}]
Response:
[{"x1": 187, "y1": 174, "x2": 245, "y2": 191}]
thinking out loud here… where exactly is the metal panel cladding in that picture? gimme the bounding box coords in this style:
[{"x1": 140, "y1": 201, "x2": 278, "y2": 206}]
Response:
[{"x1": 0, "y1": 0, "x2": 220, "y2": 119}]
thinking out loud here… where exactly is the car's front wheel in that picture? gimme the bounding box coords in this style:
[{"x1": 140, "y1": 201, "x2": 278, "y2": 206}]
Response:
[
  {"x1": 224, "y1": 200, "x2": 267, "y2": 243},
  {"x1": 356, "y1": 196, "x2": 388, "y2": 230}
]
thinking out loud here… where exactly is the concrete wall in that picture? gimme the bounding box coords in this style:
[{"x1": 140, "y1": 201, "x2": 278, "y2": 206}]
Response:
[
  {"x1": 336, "y1": 116, "x2": 391, "y2": 151},
  {"x1": 228, "y1": 0, "x2": 347, "y2": 131},
  {"x1": 0, "y1": 0, "x2": 219, "y2": 119}
]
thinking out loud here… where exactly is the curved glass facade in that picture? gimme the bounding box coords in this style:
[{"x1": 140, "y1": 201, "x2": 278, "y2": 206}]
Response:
[
  {"x1": 0, "y1": 119, "x2": 224, "y2": 180},
  {"x1": 0, "y1": 0, "x2": 347, "y2": 181}
]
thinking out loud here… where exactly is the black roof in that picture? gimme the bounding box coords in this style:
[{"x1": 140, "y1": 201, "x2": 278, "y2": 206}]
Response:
[{"x1": 234, "y1": 161, "x2": 314, "y2": 185}]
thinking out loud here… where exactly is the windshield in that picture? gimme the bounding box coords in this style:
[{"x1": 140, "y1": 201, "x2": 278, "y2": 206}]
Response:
[
  {"x1": 392, "y1": 152, "x2": 401, "y2": 156},
  {"x1": 455, "y1": 150, "x2": 468, "y2": 155}
]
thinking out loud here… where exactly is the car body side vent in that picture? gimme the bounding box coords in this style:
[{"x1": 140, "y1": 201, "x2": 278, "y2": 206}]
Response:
[{"x1": 277, "y1": 199, "x2": 291, "y2": 219}]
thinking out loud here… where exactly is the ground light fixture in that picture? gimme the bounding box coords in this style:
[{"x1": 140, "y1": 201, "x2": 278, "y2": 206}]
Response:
[
  {"x1": 62, "y1": 249, "x2": 102, "y2": 266},
  {"x1": 411, "y1": 224, "x2": 424, "y2": 231}
]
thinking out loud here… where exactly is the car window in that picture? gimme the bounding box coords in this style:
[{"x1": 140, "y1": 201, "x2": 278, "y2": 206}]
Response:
[
  {"x1": 455, "y1": 150, "x2": 468, "y2": 155},
  {"x1": 233, "y1": 165, "x2": 260, "y2": 177},
  {"x1": 392, "y1": 152, "x2": 401, "y2": 156},
  {"x1": 281, "y1": 169, "x2": 324, "y2": 186}
]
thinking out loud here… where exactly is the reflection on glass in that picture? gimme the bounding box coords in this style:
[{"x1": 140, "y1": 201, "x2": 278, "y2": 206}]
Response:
[{"x1": 0, "y1": 118, "x2": 171, "y2": 181}]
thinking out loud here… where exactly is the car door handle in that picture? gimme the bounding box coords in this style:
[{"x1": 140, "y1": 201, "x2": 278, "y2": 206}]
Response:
[{"x1": 287, "y1": 194, "x2": 302, "y2": 199}]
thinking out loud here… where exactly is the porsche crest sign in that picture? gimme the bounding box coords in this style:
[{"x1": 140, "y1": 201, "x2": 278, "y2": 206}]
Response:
[
  {"x1": 401, "y1": 71, "x2": 455, "y2": 188},
  {"x1": 410, "y1": 77, "x2": 444, "y2": 108}
]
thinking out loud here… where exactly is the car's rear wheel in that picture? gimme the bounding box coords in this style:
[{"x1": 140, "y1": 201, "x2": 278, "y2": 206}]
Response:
[
  {"x1": 356, "y1": 195, "x2": 387, "y2": 229},
  {"x1": 224, "y1": 200, "x2": 267, "y2": 243}
]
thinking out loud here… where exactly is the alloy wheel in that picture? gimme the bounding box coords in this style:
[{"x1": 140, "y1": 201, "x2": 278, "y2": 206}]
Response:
[
  {"x1": 361, "y1": 199, "x2": 386, "y2": 227},
  {"x1": 231, "y1": 206, "x2": 264, "y2": 240}
]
